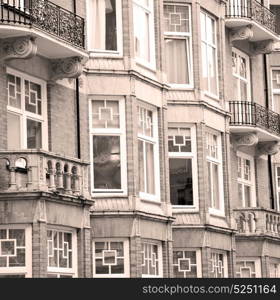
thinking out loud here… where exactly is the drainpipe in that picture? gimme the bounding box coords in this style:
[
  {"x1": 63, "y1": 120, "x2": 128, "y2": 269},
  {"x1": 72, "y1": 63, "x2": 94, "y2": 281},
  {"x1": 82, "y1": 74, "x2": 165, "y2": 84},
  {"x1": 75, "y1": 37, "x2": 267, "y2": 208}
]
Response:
[
  {"x1": 263, "y1": 53, "x2": 275, "y2": 209},
  {"x1": 73, "y1": 0, "x2": 81, "y2": 160}
]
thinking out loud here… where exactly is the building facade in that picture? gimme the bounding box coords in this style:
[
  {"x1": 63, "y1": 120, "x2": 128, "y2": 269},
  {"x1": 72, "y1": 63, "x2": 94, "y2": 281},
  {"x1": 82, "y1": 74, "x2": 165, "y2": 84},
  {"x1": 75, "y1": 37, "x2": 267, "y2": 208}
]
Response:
[{"x1": 0, "y1": 0, "x2": 280, "y2": 278}]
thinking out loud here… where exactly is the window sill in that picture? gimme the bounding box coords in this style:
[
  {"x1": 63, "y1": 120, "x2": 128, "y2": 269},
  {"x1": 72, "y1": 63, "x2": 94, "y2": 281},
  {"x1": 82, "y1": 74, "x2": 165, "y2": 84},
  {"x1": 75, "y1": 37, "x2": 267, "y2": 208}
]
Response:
[
  {"x1": 172, "y1": 206, "x2": 199, "y2": 213},
  {"x1": 209, "y1": 208, "x2": 225, "y2": 218},
  {"x1": 167, "y1": 84, "x2": 194, "y2": 91},
  {"x1": 140, "y1": 193, "x2": 161, "y2": 204},
  {"x1": 135, "y1": 59, "x2": 157, "y2": 73},
  {"x1": 92, "y1": 192, "x2": 127, "y2": 198},
  {"x1": 89, "y1": 51, "x2": 123, "y2": 59},
  {"x1": 203, "y1": 91, "x2": 220, "y2": 102}
]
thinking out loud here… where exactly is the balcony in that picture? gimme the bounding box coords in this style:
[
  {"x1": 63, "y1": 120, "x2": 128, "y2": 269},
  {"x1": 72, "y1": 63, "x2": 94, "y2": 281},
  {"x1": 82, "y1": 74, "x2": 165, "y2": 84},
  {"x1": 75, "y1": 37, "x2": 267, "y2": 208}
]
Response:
[
  {"x1": 229, "y1": 101, "x2": 280, "y2": 143},
  {"x1": 225, "y1": 0, "x2": 279, "y2": 42},
  {"x1": 234, "y1": 208, "x2": 280, "y2": 238},
  {"x1": 0, "y1": 0, "x2": 87, "y2": 59},
  {"x1": 0, "y1": 150, "x2": 90, "y2": 199}
]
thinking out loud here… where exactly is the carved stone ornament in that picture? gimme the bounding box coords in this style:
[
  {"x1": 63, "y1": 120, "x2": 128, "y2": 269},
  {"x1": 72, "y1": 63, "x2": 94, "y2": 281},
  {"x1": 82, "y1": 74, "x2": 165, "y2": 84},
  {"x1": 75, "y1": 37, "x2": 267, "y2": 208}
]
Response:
[
  {"x1": 230, "y1": 26, "x2": 254, "y2": 43},
  {"x1": 251, "y1": 40, "x2": 275, "y2": 55},
  {"x1": 50, "y1": 57, "x2": 83, "y2": 81},
  {"x1": 0, "y1": 36, "x2": 37, "y2": 62},
  {"x1": 233, "y1": 133, "x2": 259, "y2": 148},
  {"x1": 257, "y1": 142, "x2": 280, "y2": 156}
]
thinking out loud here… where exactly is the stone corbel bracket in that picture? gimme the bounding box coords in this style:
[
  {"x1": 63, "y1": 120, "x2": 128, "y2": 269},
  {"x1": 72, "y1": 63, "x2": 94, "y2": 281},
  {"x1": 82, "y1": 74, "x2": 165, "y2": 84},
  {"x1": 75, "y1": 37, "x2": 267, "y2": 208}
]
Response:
[
  {"x1": 257, "y1": 141, "x2": 280, "y2": 156},
  {"x1": 50, "y1": 56, "x2": 84, "y2": 82},
  {"x1": 230, "y1": 26, "x2": 253, "y2": 43},
  {"x1": 0, "y1": 36, "x2": 37, "y2": 62},
  {"x1": 232, "y1": 133, "x2": 259, "y2": 150},
  {"x1": 251, "y1": 39, "x2": 275, "y2": 55}
]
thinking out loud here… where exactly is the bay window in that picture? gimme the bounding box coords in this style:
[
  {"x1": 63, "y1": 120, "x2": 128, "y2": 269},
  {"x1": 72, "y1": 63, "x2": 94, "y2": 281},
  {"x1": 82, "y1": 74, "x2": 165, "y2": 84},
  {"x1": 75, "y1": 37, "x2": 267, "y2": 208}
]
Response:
[
  {"x1": 47, "y1": 228, "x2": 77, "y2": 278},
  {"x1": 0, "y1": 225, "x2": 32, "y2": 278},
  {"x1": 7, "y1": 68, "x2": 48, "y2": 150},
  {"x1": 164, "y1": 4, "x2": 192, "y2": 86},
  {"x1": 138, "y1": 106, "x2": 160, "y2": 201},
  {"x1": 93, "y1": 239, "x2": 130, "y2": 278},
  {"x1": 90, "y1": 98, "x2": 127, "y2": 195},
  {"x1": 168, "y1": 126, "x2": 198, "y2": 209},
  {"x1": 141, "y1": 242, "x2": 162, "y2": 278},
  {"x1": 173, "y1": 249, "x2": 202, "y2": 278},
  {"x1": 133, "y1": 0, "x2": 155, "y2": 67},
  {"x1": 200, "y1": 11, "x2": 218, "y2": 96},
  {"x1": 206, "y1": 131, "x2": 224, "y2": 213},
  {"x1": 237, "y1": 152, "x2": 256, "y2": 207},
  {"x1": 87, "y1": 0, "x2": 123, "y2": 54}
]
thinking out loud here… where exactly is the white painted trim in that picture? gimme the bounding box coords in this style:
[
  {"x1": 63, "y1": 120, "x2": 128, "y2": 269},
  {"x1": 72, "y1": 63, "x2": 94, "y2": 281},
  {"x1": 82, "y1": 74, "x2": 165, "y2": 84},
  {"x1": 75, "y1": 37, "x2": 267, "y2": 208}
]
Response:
[
  {"x1": 141, "y1": 241, "x2": 163, "y2": 278},
  {"x1": 169, "y1": 125, "x2": 199, "y2": 210},
  {"x1": 46, "y1": 227, "x2": 78, "y2": 278},
  {"x1": 133, "y1": 0, "x2": 156, "y2": 69},
  {"x1": 86, "y1": 0, "x2": 123, "y2": 56},
  {"x1": 236, "y1": 258, "x2": 262, "y2": 278},
  {"x1": 89, "y1": 97, "x2": 128, "y2": 196},
  {"x1": 163, "y1": 3, "x2": 193, "y2": 88},
  {"x1": 92, "y1": 238, "x2": 130, "y2": 278},
  {"x1": 0, "y1": 224, "x2": 32, "y2": 278},
  {"x1": 236, "y1": 151, "x2": 256, "y2": 207},
  {"x1": 6, "y1": 67, "x2": 48, "y2": 151}
]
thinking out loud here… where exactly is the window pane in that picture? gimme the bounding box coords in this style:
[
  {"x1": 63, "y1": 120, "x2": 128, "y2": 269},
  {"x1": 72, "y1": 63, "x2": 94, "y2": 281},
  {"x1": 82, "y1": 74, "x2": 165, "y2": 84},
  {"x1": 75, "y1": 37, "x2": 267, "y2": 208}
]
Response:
[
  {"x1": 169, "y1": 158, "x2": 193, "y2": 206},
  {"x1": 209, "y1": 46, "x2": 217, "y2": 95},
  {"x1": 244, "y1": 185, "x2": 251, "y2": 207},
  {"x1": 146, "y1": 142, "x2": 155, "y2": 194},
  {"x1": 212, "y1": 164, "x2": 220, "y2": 209},
  {"x1": 7, "y1": 74, "x2": 21, "y2": 109},
  {"x1": 92, "y1": 0, "x2": 117, "y2": 51},
  {"x1": 93, "y1": 136, "x2": 121, "y2": 190},
  {"x1": 7, "y1": 113, "x2": 21, "y2": 149},
  {"x1": 164, "y1": 5, "x2": 190, "y2": 33},
  {"x1": 27, "y1": 119, "x2": 42, "y2": 149},
  {"x1": 92, "y1": 100, "x2": 120, "y2": 129},
  {"x1": 273, "y1": 94, "x2": 280, "y2": 114},
  {"x1": 165, "y1": 39, "x2": 189, "y2": 84},
  {"x1": 138, "y1": 140, "x2": 145, "y2": 193}
]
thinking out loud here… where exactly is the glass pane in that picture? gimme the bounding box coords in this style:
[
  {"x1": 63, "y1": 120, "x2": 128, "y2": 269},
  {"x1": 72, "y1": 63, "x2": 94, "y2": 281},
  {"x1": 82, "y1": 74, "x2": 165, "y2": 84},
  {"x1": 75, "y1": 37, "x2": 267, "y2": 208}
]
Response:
[
  {"x1": 27, "y1": 119, "x2": 42, "y2": 149},
  {"x1": 240, "y1": 80, "x2": 248, "y2": 101},
  {"x1": 93, "y1": 0, "x2": 117, "y2": 51},
  {"x1": 9, "y1": 229, "x2": 25, "y2": 247},
  {"x1": 273, "y1": 94, "x2": 280, "y2": 114},
  {"x1": 92, "y1": 100, "x2": 120, "y2": 129},
  {"x1": 96, "y1": 259, "x2": 109, "y2": 274},
  {"x1": 9, "y1": 249, "x2": 25, "y2": 267},
  {"x1": 93, "y1": 136, "x2": 121, "y2": 190},
  {"x1": 7, "y1": 74, "x2": 21, "y2": 109},
  {"x1": 146, "y1": 142, "x2": 155, "y2": 194},
  {"x1": 138, "y1": 140, "x2": 145, "y2": 193},
  {"x1": 7, "y1": 113, "x2": 21, "y2": 149},
  {"x1": 244, "y1": 185, "x2": 251, "y2": 207},
  {"x1": 111, "y1": 258, "x2": 124, "y2": 274},
  {"x1": 209, "y1": 46, "x2": 218, "y2": 95},
  {"x1": 164, "y1": 5, "x2": 190, "y2": 33},
  {"x1": 165, "y1": 39, "x2": 189, "y2": 84},
  {"x1": 212, "y1": 164, "x2": 220, "y2": 209},
  {"x1": 169, "y1": 158, "x2": 193, "y2": 206}
]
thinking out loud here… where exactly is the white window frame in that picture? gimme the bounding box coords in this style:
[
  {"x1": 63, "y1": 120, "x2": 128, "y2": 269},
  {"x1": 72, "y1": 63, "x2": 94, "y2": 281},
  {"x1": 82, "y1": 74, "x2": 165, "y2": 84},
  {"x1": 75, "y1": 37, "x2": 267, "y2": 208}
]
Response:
[
  {"x1": 237, "y1": 151, "x2": 256, "y2": 208},
  {"x1": 168, "y1": 125, "x2": 199, "y2": 211},
  {"x1": 47, "y1": 227, "x2": 78, "y2": 278},
  {"x1": 275, "y1": 165, "x2": 280, "y2": 211},
  {"x1": 137, "y1": 104, "x2": 160, "y2": 202},
  {"x1": 210, "y1": 251, "x2": 228, "y2": 278},
  {"x1": 270, "y1": 262, "x2": 280, "y2": 278},
  {"x1": 92, "y1": 238, "x2": 130, "y2": 278},
  {"x1": 6, "y1": 67, "x2": 48, "y2": 151},
  {"x1": 0, "y1": 225, "x2": 32, "y2": 278},
  {"x1": 89, "y1": 97, "x2": 127, "y2": 197},
  {"x1": 236, "y1": 258, "x2": 262, "y2": 278},
  {"x1": 271, "y1": 67, "x2": 280, "y2": 114},
  {"x1": 164, "y1": 3, "x2": 193, "y2": 89},
  {"x1": 133, "y1": 0, "x2": 156, "y2": 70},
  {"x1": 141, "y1": 241, "x2": 163, "y2": 278},
  {"x1": 206, "y1": 131, "x2": 225, "y2": 216},
  {"x1": 173, "y1": 248, "x2": 202, "y2": 278},
  {"x1": 86, "y1": 0, "x2": 123, "y2": 57},
  {"x1": 232, "y1": 48, "x2": 251, "y2": 101},
  {"x1": 200, "y1": 11, "x2": 219, "y2": 99}
]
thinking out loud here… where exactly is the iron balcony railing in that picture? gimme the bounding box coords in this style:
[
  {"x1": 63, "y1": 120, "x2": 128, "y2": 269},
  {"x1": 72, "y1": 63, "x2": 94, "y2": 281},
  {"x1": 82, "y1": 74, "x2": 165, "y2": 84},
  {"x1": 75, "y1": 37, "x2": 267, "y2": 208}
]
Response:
[
  {"x1": 0, "y1": 0, "x2": 85, "y2": 48},
  {"x1": 226, "y1": 0, "x2": 277, "y2": 34},
  {"x1": 229, "y1": 101, "x2": 280, "y2": 136}
]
